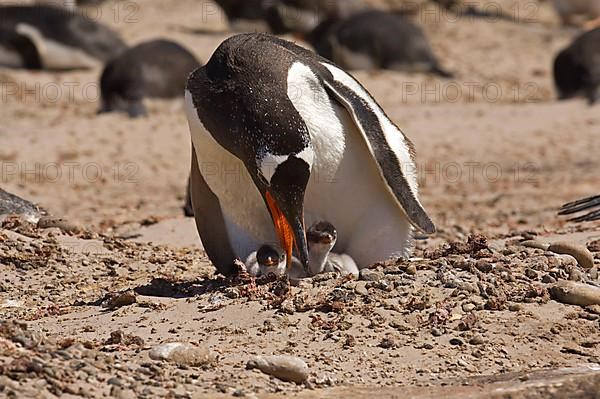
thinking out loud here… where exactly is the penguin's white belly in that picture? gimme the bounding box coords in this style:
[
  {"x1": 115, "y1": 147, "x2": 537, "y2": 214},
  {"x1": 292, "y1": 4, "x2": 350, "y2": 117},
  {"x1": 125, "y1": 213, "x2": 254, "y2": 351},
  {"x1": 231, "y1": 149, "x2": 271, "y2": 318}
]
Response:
[
  {"x1": 185, "y1": 92, "x2": 275, "y2": 260},
  {"x1": 303, "y1": 107, "x2": 413, "y2": 267}
]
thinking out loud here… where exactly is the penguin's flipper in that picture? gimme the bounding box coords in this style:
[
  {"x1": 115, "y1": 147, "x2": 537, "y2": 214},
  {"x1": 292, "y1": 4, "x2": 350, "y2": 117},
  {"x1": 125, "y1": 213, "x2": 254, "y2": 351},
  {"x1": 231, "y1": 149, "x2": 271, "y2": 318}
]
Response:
[
  {"x1": 319, "y1": 62, "x2": 435, "y2": 234},
  {"x1": 189, "y1": 146, "x2": 238, "y2": 275},
  {"x1": 559, "y1": 194, "x2": 600, "y2": 222}
]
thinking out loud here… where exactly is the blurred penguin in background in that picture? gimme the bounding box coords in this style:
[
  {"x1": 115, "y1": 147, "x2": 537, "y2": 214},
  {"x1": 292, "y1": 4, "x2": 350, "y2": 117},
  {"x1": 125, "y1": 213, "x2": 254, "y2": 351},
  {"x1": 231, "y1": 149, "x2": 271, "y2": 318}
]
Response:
[
  {"x1": 305, "y1": 10, "x2": 453, "y2": 76},
  {"x1": 553, "y1": 28, "x2": 600, "y2": 105},
  {"x1": 0, "y1": 4, "x2": 127, "y2": 70},
  {"x1": 265, "y1": 0, "x2": 367, "y2": 34},
  {"x1": 99, "y1": 39, "x2": 201, "y2": 117}
]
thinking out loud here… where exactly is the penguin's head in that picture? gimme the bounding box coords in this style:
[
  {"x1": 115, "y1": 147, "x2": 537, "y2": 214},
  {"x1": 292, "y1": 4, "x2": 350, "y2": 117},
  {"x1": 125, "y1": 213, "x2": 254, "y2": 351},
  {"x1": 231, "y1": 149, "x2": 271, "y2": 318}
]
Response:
[
  {"x1": 256, "y1": 244, "x2": 287, "y2": 276},
  {"x1": 98, "y1": 61, "x2": 147, "y2": 118},
  {"x1": 307, "y1": 220, "x2": 337, "y2": 250},
  {"x1": 255, "y1": 148, "x2": 314, "y2": 273}
]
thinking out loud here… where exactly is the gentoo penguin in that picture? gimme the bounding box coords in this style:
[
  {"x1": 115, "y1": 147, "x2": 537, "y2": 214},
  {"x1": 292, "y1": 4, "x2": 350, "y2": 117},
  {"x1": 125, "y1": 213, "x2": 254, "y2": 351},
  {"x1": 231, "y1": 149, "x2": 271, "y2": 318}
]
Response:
[
  {"x1": 0, "y1": 27, "x2": 42, "y2": 69},
  {"x1": 305, "y1": 10, "x2": 453, "y2": 76},
  {"x1": 265, "y1": 0, "x2": 367, "y2": 34},
  {"x1": 306, "y1": 221, "x2": 359, "y2": 277},
  {"x1": 0, "y1": 189, "x2": 45, "y2": 224},
  {"x1": 99, "y1": 39, "x2": 201, "y2": 117},
  {"x1": 559, "y1": 195, "x2": 600, "y2": 222},
  {"x1": 185, "y1": 33, "x2": 435, "y2": 276},
  {"x1": 0, "y1": 5, "x2": 127, "y2": 70},
  {"x1": 553, "y1": 28, "x2": 600, "y2": 105},
  {"x1": 552, "y1": 0, "x2": 600, "y2": 27}
]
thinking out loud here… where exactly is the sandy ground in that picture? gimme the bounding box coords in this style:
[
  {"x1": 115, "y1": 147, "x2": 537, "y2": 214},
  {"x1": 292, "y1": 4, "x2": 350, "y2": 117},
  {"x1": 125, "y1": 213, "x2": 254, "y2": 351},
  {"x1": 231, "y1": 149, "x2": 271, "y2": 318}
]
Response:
[{"x1": 1, "y1": 0, "x2": 600, "y2": 397}]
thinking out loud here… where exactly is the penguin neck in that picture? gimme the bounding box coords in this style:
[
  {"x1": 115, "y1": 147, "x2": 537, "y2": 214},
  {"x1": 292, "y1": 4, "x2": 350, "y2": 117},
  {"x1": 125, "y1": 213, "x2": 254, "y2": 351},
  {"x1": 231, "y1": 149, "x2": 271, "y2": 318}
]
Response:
[{"x1": 308, "y1": 242, "x2": 335, "y2": 275}]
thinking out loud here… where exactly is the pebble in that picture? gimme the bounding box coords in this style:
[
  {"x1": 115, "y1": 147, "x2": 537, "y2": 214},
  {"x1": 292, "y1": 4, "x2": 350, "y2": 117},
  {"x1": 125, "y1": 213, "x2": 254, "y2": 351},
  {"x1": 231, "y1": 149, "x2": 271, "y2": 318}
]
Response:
[
  {"x1": 547, "y1": 242, "x2": 594, "y2": 269},
  {"x1": 37, "y1": 216, "x2": 83, "y2": 234},
  {"x1": 246, "y1": 355, "x2": 309, "y2": 383},
  {"x1": 590, "y1": 266, "x2": 599, "y2": 280},
  {"x1": 449, "y1": 338, "x2": 464, "y2": 346},
  {"x1": 569, "y1": 269, "x2": 584, "y2": 282},
  {"x1": 107, "y1": 377, "x2": 123, "y2": 386},
  {"x1": 469, "y1": 334, "x2": 484, "y2": 345},
  {"x1": 354, "y1": 281, "x2": 369, "y2": 296},
  {"x1": 106, "y1": 290, "x2": 137, "y2": 309},
  {"x1": 542, "y1": 274, "x2": 556, "y2": 284},
  {"x1": 149, "y1": 343, "x2": 215, "y2": 367},
  {"x1": 359, "y1": 269, "x2": 384, "y2": 282},
  {"x1": 431, "y1": 327, "x2": 442, "y2": 337},
  {"x1": 520, "y1": 240, "x2": 549, "y2": 251},
  {"x1": 508, "y1": 303, "x2": 523, "y2": 312},
  {"x1": 475, "y1": 260, "x2": 493, "y2": 273},
  {"x1": 462, "y1": 303, "x2": 475, "y2": 312},
  {"x1": 550, "y1": 280, "x2": 600, "y2": 306},
  {"x1": 405, "y1": 265, "x2": 417, "y2": 275}
]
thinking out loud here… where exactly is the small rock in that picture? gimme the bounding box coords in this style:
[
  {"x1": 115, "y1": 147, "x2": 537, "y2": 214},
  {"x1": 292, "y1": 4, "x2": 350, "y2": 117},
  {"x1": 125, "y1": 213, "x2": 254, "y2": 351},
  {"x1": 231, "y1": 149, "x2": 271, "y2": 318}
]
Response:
[
  {"x1": 547, "y1": 242, "x2": 594, "y2": 269},
  {"x1": 431, "y1": 327, "x2": 442, "y2": 337},
  {"x1": 149, "y1": 343, "x2": 215, "y2": 367},
  {"x1": 508, "y1": 303, "x2": 523, "y2": 312},
  {"x1": 462, "y1": 303, "x2": 476, "y2": 312},
  {"x1": 224, "y1": 287, "x2": 240, "y2": 299},
  {"x1": 359, "y1": 269, "x2": 384, "y2": 282},
  {"x1": 569, "y1": 269, "x2": 584, "y2": 282},
  {"x1": 449, "y1": 338, "x2": 464, "y2": 346},
  {"x1": 37, "y1": 216, "x2": 83, "y2": 234},
  {"x1": 475, "y1": 260, "x2": 493, "y2": 273},
  {"x1": 469, "y1": 334, "x2": 484, "y2": 345},
  {"x1": 354, "y1": 281, "x2": 369, "y2": 296},
  {"x1": 105, "y1": 290, "x2": 137, "y2": 309},
  {"x1": 521, "y1": 240, "x2": 549, "y2": 251},
  {"x1": 525, "y1": 268, "x2": 538, "y2": 279},
  {"x1": 379, "y1": 336, "x2": 397, "y2": 349},
  {"x1": 405, "y1": 265, "x2": 417, "y2": 275},
  {"x1": 542, "y1": 274, "x2": 556, "y2": 284},
  {"x1": 550, "y1": 280, "x2": 600, "y2": 306},
  {"x1": 246, "y1": 355, "x2": 309, "y2": 383},
  {"x1": 107, "y1": 377, "x2": 122, "y2": 386},
  {"x1": 590, "y1": 266, "x2": 598, "y2": 280}
]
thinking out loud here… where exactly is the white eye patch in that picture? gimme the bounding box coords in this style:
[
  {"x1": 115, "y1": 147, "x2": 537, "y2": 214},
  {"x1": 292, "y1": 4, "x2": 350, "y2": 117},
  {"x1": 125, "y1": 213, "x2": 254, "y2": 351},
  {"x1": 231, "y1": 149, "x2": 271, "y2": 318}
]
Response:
[{"x1": 258, "y1": 147, "x2": 314, "y2": 183}]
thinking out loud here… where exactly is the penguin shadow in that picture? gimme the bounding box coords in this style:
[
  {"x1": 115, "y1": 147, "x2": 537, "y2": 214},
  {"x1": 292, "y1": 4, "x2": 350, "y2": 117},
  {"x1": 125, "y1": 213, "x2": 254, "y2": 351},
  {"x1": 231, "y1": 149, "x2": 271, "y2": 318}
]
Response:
[
  {"x1": 132, "y1": 273, "x2": 280, "y2": 299},
  {"x1": 133, "y1": 277, "x2": 227, "y2": 298}
]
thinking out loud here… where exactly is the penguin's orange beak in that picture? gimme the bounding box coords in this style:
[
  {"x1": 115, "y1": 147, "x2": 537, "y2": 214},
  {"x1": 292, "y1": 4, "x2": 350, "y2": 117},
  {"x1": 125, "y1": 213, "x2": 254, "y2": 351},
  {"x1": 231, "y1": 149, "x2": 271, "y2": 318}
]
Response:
[{"x1": 265, "y1": 191, "x2": 296, "y2": 267}]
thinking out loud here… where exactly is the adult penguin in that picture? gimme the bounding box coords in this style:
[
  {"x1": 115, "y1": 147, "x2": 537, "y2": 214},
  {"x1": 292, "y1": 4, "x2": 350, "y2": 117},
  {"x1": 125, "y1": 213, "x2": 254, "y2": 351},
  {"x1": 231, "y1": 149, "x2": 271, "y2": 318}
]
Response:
[
  {"x1": 99, "y1": 39, "x2": 201, "y2": 117},
  {"x1": 185, "y1": 33, "x2": 435, "y2": 275},
  {"x1": 305, "y1": 10, "x2": 453, "y2": 76},
  {"x1": 554, "y1": 28, "x2": 600, "y2": 105},
  {"x1": 0, "y1": 4, "x2": 127, "y2": 70}
]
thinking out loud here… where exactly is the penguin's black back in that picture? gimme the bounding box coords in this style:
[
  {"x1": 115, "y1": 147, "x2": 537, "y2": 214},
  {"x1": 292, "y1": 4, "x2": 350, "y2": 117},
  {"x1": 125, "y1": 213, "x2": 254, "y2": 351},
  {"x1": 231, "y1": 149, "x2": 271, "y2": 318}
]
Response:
[
  {"x1": 101, "y1": 39, "x2": 200, "y2": 101},
  {"x1": 310, "y1": 10, "x2": 448, "y2": 75},
  {"x1": 554, "y1": 28, "x2": 600, "y2": 104},
  {"x1": 0, "y1": 5, "x2": 127, "y2": 61}
]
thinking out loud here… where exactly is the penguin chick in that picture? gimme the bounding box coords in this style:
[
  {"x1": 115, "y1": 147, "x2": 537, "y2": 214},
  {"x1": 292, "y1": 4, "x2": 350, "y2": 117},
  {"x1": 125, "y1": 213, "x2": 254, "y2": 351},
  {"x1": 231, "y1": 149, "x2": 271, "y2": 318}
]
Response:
[
  {"x1": 245, "y1": 244, "x2": 290, "y2": 277},
  {"x1": 307, "y1": 221, "x2": 359, "y2": 278}
]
